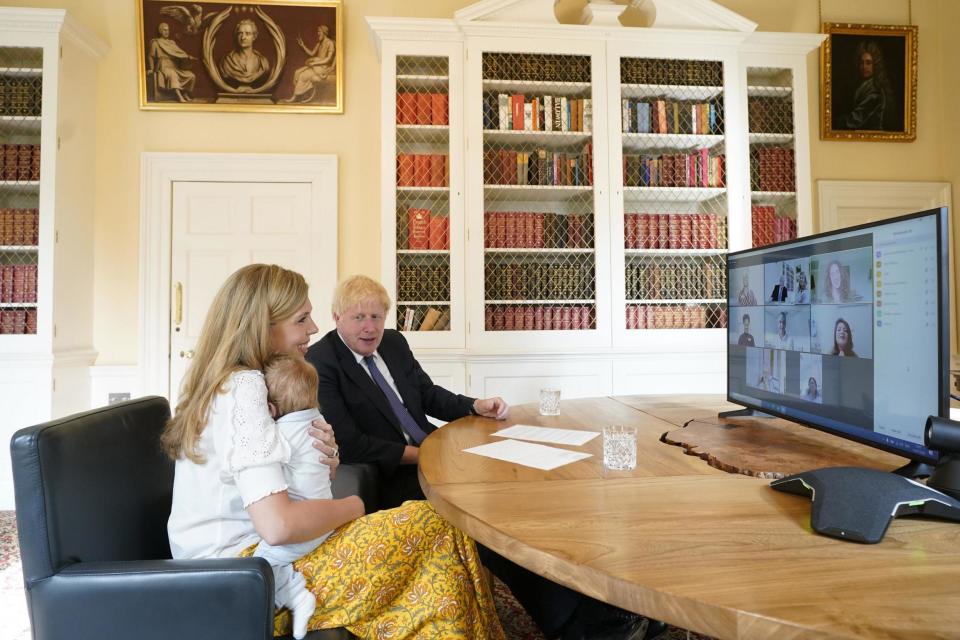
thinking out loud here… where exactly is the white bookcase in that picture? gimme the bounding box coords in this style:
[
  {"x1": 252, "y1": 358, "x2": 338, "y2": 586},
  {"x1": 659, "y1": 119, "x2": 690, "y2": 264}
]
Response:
[
  {"x1": 369, "y1": 0, "x2": 823, "y2": 402},
  {"x1": 0, "y1": 8, "x2": 105, "y2": 509}
]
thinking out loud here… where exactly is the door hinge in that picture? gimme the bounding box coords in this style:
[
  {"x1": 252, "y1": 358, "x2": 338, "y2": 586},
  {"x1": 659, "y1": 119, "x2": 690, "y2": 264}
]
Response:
[
  {"x1": 55, "y1": 229, "x2": 59, "y2": 243},
  {"x1": 53, "y1": 324, "x2": 57, "y2": 338},
  {"x1": 52, "y1": 377, "x2": 56, "y2": 391}
]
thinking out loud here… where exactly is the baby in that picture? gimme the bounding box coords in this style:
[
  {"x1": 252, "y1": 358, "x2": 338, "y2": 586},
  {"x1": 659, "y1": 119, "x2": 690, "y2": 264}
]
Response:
[{"x1": 254, "y1": 355, "x2": 333, "y2": 639}]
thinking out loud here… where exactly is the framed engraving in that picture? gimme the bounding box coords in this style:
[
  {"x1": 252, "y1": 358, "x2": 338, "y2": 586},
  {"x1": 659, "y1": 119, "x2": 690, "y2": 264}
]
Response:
[
  {"x1": 821, "y1": 23, "x2": 917, "y2": 141},
  {"x1": 138, "y1": 0, "x2": 342, "y2": 113}
]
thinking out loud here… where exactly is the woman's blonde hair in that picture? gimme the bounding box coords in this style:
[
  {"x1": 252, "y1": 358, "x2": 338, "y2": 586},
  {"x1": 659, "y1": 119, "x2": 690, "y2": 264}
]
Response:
[
  {"x1": 161, "y1": 264, "x2": 308, "y2": 462},
  {"x1": 331, "y1": 274, "x2": 391, "y2": 316}
]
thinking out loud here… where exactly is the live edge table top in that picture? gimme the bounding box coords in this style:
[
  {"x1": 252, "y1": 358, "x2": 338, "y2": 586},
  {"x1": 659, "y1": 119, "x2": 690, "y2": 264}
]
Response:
[{"x1": 418, "y1": 395, "x2": 960, "y2": 640}]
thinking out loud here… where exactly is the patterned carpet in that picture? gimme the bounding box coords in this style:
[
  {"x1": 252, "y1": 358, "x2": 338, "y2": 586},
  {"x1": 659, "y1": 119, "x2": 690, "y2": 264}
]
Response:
[{"x1": 0, "y1": 510, "x2": 710, "y2": 640}]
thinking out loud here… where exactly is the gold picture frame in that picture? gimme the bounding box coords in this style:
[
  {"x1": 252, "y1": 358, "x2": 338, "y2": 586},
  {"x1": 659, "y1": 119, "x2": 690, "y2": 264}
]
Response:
[
  {"x1": 821, "y1": 22, "x2": 917, "y2": 141},
  {"x1": 137, "y1": 0, "x2": 343, "y2": 113}
]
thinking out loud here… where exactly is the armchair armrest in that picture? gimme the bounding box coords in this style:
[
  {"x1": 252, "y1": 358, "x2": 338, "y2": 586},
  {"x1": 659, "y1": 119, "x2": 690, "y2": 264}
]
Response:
[{"x1": 26, "y1": 558, "x2": 275, "y2": 640}]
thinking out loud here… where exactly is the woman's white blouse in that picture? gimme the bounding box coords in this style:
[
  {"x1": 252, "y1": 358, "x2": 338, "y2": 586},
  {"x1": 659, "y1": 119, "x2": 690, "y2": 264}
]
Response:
[{"x1": 167, "y1": 370, "x2": 292, "y2": 559}]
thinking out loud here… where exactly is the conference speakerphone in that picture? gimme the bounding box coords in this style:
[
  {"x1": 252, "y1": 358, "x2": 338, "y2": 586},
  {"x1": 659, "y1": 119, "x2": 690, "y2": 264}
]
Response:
[{"x1": 770, "y1": 466, "x2": 960, "y2": 543}]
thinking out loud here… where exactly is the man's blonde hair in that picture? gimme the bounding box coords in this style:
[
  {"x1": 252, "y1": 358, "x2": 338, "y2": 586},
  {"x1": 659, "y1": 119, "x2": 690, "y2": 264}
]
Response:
[
  {"x1": 331, "y1": 274, "x2": 391, "y2": 316},
  {"x1": 161, "y1": 263, "x2": 308, "y2": 462},
  {"x1": 265, "y1": 356, "x2": 319, "y2": 416}
]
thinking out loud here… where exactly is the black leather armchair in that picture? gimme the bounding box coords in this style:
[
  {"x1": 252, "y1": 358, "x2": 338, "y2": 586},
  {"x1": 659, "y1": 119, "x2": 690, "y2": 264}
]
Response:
[{"x1": 10, "y1": 396, "x2": 376, "y2": 640}]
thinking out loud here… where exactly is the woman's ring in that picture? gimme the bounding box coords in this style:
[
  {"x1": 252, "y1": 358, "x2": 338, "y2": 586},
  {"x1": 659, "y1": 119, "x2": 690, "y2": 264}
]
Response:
[{"x1": 331, "y1": 446, "x2": 339, "y2": 458}]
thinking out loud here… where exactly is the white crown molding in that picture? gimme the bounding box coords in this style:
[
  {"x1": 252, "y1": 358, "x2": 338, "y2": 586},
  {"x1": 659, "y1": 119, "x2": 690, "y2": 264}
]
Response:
[
  {"x1": 366, "y1": 17, "x2": 461, "y2": 59},
  {"x1": 0, "y1": 8, "x2": 107, "y2": 59}
]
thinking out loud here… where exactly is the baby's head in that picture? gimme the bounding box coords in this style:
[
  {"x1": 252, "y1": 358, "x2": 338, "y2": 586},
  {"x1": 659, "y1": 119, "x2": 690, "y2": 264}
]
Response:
[{"x1": 264, "y1": 355, "x2": 319, "y2": 417}]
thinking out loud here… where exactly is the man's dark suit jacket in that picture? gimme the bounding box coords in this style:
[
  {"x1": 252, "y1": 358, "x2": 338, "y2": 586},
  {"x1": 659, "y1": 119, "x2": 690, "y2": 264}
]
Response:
[{"x1": 306, "y1": 328, "x2": 476, "y2": 477}]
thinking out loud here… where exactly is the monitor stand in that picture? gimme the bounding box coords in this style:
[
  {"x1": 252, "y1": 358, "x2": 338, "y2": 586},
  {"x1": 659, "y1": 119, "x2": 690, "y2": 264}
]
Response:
[
  {"x1": 891, "y1": 460, "x2": 935, "y2": 479},
  {"x1": 718, "y1": 408, "x2": 773, "y2": 419}
]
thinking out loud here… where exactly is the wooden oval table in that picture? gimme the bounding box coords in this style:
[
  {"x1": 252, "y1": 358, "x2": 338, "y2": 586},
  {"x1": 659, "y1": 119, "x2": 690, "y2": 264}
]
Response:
[{"x1": 418, "y1": 395, "x2": 960, "y2": 640}]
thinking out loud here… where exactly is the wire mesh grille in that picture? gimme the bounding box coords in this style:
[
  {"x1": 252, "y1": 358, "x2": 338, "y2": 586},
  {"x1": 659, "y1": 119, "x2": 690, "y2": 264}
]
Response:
[
  {"x1": 395, "y1": 55, "x2": 452, "y2": 332},
  {"x1": 748, "y1": 67, "x2": 796, "y2": 248},
  {"x1": 482, "y1": 52, "x2": 596, "y2": 331},
  {"x1": 620, "y1": 57, "x2": 727, "y2": 330},
  {"x1": 0, "y1": 47, "x2": 42, "y2": 336}
]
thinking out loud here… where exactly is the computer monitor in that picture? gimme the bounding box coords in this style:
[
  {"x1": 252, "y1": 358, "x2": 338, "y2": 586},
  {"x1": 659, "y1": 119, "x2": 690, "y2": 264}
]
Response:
[{"x1": 726, "y1": 207, "x2": 949, "y2": 474}]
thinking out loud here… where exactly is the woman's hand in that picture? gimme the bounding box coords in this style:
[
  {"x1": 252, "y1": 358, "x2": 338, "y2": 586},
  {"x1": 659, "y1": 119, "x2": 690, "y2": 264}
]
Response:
[{"x1": 309, "y1": 418, "x2": 339, "y2": 480}]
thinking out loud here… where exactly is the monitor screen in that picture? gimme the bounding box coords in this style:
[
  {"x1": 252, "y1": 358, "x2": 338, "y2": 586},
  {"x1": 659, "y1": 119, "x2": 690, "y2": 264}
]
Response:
[{"x1": 726, "y1": 207, "x2": 949, "y2": 464}]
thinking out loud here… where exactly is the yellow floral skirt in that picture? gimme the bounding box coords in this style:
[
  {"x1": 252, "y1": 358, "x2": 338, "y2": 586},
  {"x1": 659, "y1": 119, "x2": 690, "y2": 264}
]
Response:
[{"x1": 242, "y1": 500, "x2": 505, "y2": 639}]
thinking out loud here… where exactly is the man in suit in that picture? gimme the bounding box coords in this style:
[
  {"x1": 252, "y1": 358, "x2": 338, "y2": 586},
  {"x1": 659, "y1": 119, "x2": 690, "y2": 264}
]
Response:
[{"x1": 306, "y1": 275, "x2": 664, "y2": 640}]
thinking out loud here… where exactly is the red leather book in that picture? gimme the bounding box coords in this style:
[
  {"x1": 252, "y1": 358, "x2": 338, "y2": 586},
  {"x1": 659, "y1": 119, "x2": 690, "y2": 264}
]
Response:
[
  {"x1": 415, "y1": 93, "x2": 432, "y2": 125},
  {"x1": 560, "y1": 306, "x2": 572, "y2": 330},
  {"x1": 431, "y1": 93, "x2": 449, "y2": 126},
  {"x1": 25, "y1": 308, "x2": 37, "y2": 334},
  {"x1": 657, "y1": 214, "x2": 669, "y2": 250},
  {"x1": 624, "y1": 213, "x2": 636, "y2": 249},
  {"x1": 24, "y1": 264, "x2": 37, "y2": 303},
  {"x1": 523, "y1": 212, "x2": 535, "y2": 248},
  {"x1": 397, "y1": 154, "x2": 415, "y2": 186},
  {"x1": 543, "y1": 306, "x2": 553, "y2": 331},
  {"x1": 534, "y1": 305, "x2": 544, "y2": 330},
  {"x1": 511, "y1": 94, "x2": 525, "y2": 131},
  {"x1": 667, "y1": 214, "x2": 680, "y2": 249},
  {"x1": 567, "y1": 214, "x2": 582, "y2": 248},
  {"x1": 429, "y1": 154, "x2": 446, "y2": 187},
  {"x1": 534, "y1": 213, "x2": 545, "y2": 248},
  {"x1": 492, "y1": 306, "x2": 505, "y2": 331},
  {"x1": 680, "y1": 215, "x2": 693, "y2": 249},
  {"x1": 407, "y1": 208, "x2": 430, "y2": 250},
  {"x1": 524, "y1": 306, "x2": 535, "y2": 330},
  {"x1": 414, "y1": 154, "x2": 431, "y2": 186},
  {"x1": 428, "y1": 215, "x2": 448, "y2": 250},
  {"x1": 495, "y1": 211, "x2": 506, "y2": 248},
  {"x1": 396, "y1": 92, "x2": 416, "y2": 124}
]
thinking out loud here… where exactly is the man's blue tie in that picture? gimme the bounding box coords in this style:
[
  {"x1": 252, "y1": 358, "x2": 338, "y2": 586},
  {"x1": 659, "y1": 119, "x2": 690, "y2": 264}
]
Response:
[{"x1": 363, "y1": 355, "x2": 429, "y2": 444}]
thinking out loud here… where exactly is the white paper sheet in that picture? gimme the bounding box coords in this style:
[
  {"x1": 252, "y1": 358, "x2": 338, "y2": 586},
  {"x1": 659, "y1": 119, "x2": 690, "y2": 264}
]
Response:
[
  {"x1": 462, "y1": 439, "x2": 592, "y2": 471},
  {"x1": 491, "y1": 424, "x2": 600, "y2": 446}
]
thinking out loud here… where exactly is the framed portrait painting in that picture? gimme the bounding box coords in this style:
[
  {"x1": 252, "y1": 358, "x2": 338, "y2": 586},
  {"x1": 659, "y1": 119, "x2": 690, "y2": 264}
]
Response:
[
  {"x1": 137, "y1": 0, "x2": 342, "y2": 113},
  {"x1": 821, "y1": 23, "x2": 917, "y2": 141}
]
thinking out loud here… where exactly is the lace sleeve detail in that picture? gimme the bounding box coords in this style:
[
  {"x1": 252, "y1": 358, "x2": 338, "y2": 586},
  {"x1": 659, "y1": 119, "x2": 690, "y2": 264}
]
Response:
[{"x1": 225, "y1": 370, "x2": 291, "y2": 475}]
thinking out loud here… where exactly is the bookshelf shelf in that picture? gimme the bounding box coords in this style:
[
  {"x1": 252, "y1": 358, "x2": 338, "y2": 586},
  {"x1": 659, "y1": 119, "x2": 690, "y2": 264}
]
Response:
[
  {"x1": 397, "y1": 186, "x2": 449, "y2": 195},
  {"x1": 398, "y1": 249, "x2": 450, "y2": 256},
  {"x1": 747, "y1": 85, "x2": 792, "y2": 97},
  {"x1": 396, "y1": 124, "x2": 449, "y2": 143},
  {"x1": 396, "y1": 73, "x2": 449, "y2": 89},
  {"x1": 0, "y1": 302, "x2": 37, "y2": 308},
  {"x1": 625, "y1": 248, "x2": 725, "y2": 257},
  {"x1": 621, "y1": 84, "x2": 722, "y2": 101},
  {"x1": 483, "y1": 129, "x2": 591, "y2": 147},
  {"x1": 484, "y1": 184, "x2": 592, "y2": 202},
  {"x1": 752, "y1": 191, "x2": 796, "y2": 201},
  {"x1": 0, "y1": 245, "x2": 38, "y2": 252},
  {"x1": 485, "y1": 248, "x2": 594, "y2": 255},
  {"x1": 483, "y1": 78, "x2": 590, "y2": 96},
  {"x1": 749, "y1": 132, "x2": 793, "y2": 145},
  {"x1": 622, "y1": 133, "x2": 724, "y2": 153},
  {"x1": 0, "y1": 180, "x2": 39, "y2": 190},
  {"x1": 0, "y1": 115, "x2": 41, "y2": 133},
  {"x1": 630, "y1": 299, "x2": 726, "y2": 304},
  {"x1": 396, "y1": 300, "x2": 449, "y2": 306},
  {"x1": 623, "y1": 186, "x2": 725, "y2": 202},
  {"x1": 486, "y1": 299, "x2": 595, "y2": 304}
]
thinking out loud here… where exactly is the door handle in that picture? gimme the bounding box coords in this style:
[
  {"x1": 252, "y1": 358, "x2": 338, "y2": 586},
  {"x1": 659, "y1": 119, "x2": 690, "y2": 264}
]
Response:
[
  {"x1": 175, "y1": 282, "x2": 183, "y2": 327},
  {"x1": 180, "y1": 350, "x2": 194, "y2": 359}
]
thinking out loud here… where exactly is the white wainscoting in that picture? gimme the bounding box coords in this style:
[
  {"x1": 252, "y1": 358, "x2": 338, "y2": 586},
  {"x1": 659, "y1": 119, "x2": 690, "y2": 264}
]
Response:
[{"x1": 89, "y1": 364, "x2": 141, "y2": 408}]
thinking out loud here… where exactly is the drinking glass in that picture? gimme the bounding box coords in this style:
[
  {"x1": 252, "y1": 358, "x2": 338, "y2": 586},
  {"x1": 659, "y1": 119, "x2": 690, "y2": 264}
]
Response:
[
  {"x1": 538, "y1": 388, "x2": 561, "y2": 416},
  {"x1": 603, "y1": 425, "x2": 637, "y2": 470}
]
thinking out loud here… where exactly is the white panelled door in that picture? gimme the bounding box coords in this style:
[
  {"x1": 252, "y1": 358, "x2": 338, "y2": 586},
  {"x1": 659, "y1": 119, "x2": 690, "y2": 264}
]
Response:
[{"x1": 169, "y1": 181, "x2": 313, "y2": 403}]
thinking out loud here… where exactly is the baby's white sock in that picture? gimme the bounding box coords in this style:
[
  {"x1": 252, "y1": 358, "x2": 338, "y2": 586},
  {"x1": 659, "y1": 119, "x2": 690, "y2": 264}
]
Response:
[{"x1": 288, "y1": 588, "x2": 317, "y2": 640}]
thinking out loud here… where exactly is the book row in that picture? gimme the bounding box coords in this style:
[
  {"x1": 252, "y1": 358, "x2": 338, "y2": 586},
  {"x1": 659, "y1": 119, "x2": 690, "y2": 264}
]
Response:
[
  {"x1": 483, "y1": 93, "x2": 592, "y2": 133},
  {"x1": 483, "y1": 53, "x2": 590, "y2": 84},
  {"x1": 625, "y1": 260, "x2": 725, "y2": 301},
  {"x1": 396, "y1": 154, "x2": 448, "y2": 187},
  {"x1": 404, "y1": 209, "x2": 449, "y2": 250},
  {"x1": 485, "y1": 304, "x2": 594, "y2": 331},
  {"x1": 0, "y1": 263, "x2": 38, "y2": 303},
  {"x1": 399, "y1": 305, "x2": 451, "y2": 332},
  {"x1": 620, "y1": 98, "x2": 721, "y2": 135},
  {"x1": 396, "y1": 92, "x2": 448, "y2": 126},
  {"x1": 483, "y1": 144, "x2": 593, "y2": 187},
  {"x1": 748, "y1": 96, "x2": 793, "y2": 134},
  {"x1": 485, "y1": 262, "x2": 595, "y2": 301},
  {"x1": 751, "y1": 204, "x2": 797, "y2": 247},
  {"x1": 623, "y1": 151, "x2": 725, "y2": 188},
  {"x1": 0, "y1": 76, "x2": 42, "y2": 117},
  {"x1": 484, "y1": 211, "x2": 593, "y2": 249},
  {"x1": 0, "y1": 307, "x2": 37, "y2": 334},
  {"x1": 397, "y1": 264, "x2": 450, "y2": 302},
  {"x1": 0, "y1": 208, "x2": 39, "y2": 246},
  {"x1": 625, "y1": 304, "x2": 727, "y2": 330},
  {"x1": 0, "y1": 144, "x2": 40, "y2": 182},
  {"x1": 624, "y1": 212, "x2": 724, "y2": 250},
  {"x1": 751, "y1": 147, "x2": 795, "y2": 192},
  {"x1": 620, "y1": 59, "x2": 723, "y2": 88}
]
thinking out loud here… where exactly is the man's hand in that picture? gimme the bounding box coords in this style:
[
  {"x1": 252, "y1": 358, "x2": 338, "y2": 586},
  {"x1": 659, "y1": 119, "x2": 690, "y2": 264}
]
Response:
[
  {"x1": 400, "y1": 445, "x2": 419, "y2": 465},
  {"x1": 473, "y1": 397, "x2": 509, "y2": 420},
  {"x1": 309, "y1": 418, "x2": 340, "y2": 480}
]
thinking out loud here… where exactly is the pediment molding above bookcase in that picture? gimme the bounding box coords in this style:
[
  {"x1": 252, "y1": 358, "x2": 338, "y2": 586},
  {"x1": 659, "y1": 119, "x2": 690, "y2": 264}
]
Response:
[{"x1": 453, "y1": 0, "x2": 757, "y2": 32}]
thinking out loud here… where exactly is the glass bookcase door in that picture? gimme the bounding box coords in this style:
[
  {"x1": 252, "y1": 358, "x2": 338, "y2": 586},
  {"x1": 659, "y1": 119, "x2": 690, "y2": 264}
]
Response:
[
  {"x1": 480, "y1": 52, "x2": 598, "y2": 334},
  {"x1": 394, "y1": 54, "x2": 453, "y2": 333},
  {"x1": 618, "y1": 57, "x2": 727, "y2": 333},
  {"x1": 0, "y1": 46, "x2": 41, "y2": 337},
  {"x1": 748, "y1": 66, "x2": 797, "y2": 248}
]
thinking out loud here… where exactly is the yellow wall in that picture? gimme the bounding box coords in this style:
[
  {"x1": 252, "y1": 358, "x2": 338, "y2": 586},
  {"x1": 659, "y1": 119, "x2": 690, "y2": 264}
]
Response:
[{"x1": 1, "y1": 0, "x2": 955, "y2": 363}]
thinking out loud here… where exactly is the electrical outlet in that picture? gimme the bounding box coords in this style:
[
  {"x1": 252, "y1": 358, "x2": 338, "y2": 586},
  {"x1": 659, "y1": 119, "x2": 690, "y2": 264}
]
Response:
[{"x1": 108, "y1": 392, "x2": 131, "y2": 405}]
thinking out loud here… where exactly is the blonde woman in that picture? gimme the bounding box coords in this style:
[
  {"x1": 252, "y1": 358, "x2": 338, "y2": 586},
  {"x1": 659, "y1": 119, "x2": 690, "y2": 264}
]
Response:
[{"x1": 164, "y1": 264, "x2": 503, "y2": 639}]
